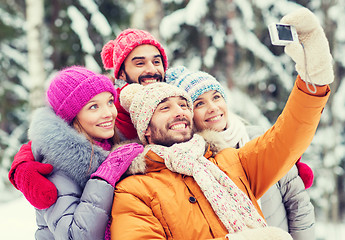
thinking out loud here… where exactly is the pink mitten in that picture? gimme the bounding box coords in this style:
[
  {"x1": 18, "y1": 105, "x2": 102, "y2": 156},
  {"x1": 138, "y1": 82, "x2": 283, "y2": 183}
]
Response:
[
  {"x1": 91, "y1": 143, "x2": 144, "y2": 187},
  {"x1": 296, "y1": 158, "x2": 314, "y2": 189}
]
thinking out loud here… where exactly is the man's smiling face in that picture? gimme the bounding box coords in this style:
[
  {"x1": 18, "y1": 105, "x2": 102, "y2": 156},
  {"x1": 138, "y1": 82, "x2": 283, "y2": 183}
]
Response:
[
  {"x1": 119, "y1": 44, "x2": 165, "y2": 86},
  {"x1": 144, "y1": 96, "x2": 193, "y2": 147}
]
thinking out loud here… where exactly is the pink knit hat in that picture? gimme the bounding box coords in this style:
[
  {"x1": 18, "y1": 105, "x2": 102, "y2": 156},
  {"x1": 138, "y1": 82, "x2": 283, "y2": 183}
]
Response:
[
  {"x1": 46, "y1": 66, "x2": 117, "y2": 123},
  {"x1": 101, "y1": 29, "x2": 168, "y2": 79}
]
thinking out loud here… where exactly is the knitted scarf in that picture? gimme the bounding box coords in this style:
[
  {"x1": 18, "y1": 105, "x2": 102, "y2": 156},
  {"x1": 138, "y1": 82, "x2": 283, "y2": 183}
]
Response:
[
  {"x1": 94, "y1": 139, "x2": 112, "y2": 151},
  {"x1": 148, "y1": 134, "x2": 267, "y2": 233},
  {"x1": 221, "y1": 112, "x2": 250, "y2": 148}
]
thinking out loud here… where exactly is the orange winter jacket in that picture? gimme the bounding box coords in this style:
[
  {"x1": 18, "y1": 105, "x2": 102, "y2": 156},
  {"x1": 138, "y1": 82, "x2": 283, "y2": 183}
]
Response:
[{"x1": 110, "y1": 77, "x2": 330, "y2": 240}]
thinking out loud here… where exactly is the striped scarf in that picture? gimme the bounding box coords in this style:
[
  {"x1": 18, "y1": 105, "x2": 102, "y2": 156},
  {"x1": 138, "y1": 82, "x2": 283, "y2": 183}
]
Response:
[{"x1": 148, "y1": 134, "x2": 267, "y2": 233}]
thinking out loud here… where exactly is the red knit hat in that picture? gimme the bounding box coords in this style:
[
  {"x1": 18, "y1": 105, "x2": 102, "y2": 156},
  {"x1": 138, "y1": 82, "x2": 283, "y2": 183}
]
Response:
[
  {"x1": 101, "y1": 29, "x2": 168, "y2": 79},
  {"x1": 47, "y1": 66, "x2": 117, "y2": 123}
]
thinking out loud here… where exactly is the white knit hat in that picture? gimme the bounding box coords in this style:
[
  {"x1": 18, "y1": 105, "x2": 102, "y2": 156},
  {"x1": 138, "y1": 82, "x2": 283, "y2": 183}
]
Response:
[{"x1": 120, "y1": 82, "x2": 193, "y2": 144}]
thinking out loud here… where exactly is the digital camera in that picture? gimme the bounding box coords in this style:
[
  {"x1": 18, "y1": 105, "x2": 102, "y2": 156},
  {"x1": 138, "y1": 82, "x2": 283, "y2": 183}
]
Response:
[{"x1": 268, "y1": 23, "x2": 298, "y2": 46}]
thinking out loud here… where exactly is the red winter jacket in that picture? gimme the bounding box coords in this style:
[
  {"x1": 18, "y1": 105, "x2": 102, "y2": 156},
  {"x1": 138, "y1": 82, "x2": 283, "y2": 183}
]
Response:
[{"x1": 114, "y1": 84, "x2": 138, "y2": 140}]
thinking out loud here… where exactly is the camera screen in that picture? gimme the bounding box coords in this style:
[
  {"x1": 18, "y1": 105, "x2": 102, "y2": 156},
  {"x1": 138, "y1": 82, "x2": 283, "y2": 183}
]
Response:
[{"x1": 277, "y1": 24, "x2": 293, "y2": 41}]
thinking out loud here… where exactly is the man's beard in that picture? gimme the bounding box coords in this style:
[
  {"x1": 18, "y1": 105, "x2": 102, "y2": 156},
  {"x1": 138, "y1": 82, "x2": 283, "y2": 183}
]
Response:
[
  {"x1": 138, "y1": 73, "x2": 163, "y2": 84},
  {"x1": 123, "y1": 70, "x2": 163, "y2": 84},
  {"x1": 148, "y1": 118, "x2": 194, "y2": 147},
  {"x1": 123, "y1": 71, "x2": 138, "y2": 84}
]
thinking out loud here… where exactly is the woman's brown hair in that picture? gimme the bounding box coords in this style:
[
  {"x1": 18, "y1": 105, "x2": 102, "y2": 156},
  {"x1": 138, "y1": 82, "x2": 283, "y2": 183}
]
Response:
[{"x1": 72, "y1": 118, "x2": 120, "y2": 172}]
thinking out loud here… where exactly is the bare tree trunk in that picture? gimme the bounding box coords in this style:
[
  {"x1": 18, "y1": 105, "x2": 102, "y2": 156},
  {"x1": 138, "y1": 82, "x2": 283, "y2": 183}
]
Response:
[
  {"x1": 320, "y1": 0, "x2": 340, "y2": 222},
  {"x1": 130, "y1": 0, "x2": 163, "y2": 39},
  {"x1": 225, "y1": 0, "x2": 235, "y2": 89},
  {"x1": 26, "y1": 0, "x2": 46, "y2": 111}
]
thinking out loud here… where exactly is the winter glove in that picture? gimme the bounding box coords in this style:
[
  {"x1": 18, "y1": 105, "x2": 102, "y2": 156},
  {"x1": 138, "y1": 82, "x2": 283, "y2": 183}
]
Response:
[
  {"x1": 226, "y1": 226, "x2": 292, "y2": 240},
  {"x1": 296, "y1": 158, "x2": 314, "y2": 189},
  {"x1": 8, "y1": 141, "x2": 58, "y2": 209},
  {"x1": 91, "y1": 143, "x2": 144, "y2": 187},
  {"x1": 14, "y1": 161, "x2": 58, "y2": 209},
  {"x1": 280, "y1": 8, "x2": 334, "y2": 86},
  {"x1": 8, "y1": 141, "x2": 35, "y2": 187}
]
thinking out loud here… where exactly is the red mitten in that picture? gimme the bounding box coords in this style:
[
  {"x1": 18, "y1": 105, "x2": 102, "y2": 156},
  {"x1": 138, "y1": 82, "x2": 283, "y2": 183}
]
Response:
[
  {"x1": 296, "y1": 158, "x2": 314, "y2": 189},
  {"x1": 8, "y1": 141, "x2": 35, "y2": 187},
  {"x1": 14, "y1": 161, "x2": 57, "y2": 209},
  {"x1": 9, "y1": 142, "x2": 58, "y2": 209}
]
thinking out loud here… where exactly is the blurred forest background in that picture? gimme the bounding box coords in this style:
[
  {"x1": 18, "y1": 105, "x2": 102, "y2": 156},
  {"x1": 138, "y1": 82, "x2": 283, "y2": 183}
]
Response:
[{"x1": 1, "y1": 0, "x2": 345, "y2": 226}]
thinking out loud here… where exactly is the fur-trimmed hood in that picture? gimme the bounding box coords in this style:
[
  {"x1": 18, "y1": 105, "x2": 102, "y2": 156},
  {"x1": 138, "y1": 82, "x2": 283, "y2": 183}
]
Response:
[
  {"x1": 126, "y1": 130, "x2": 228, "y2": 175},
  {"x1": 28, "y1": 107, "x2": 109, "y2": 188}
]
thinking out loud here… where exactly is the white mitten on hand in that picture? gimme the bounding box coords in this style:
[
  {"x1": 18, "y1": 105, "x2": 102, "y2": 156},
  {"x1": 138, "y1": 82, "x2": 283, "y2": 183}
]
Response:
[
  {"x1": 226, "y1": 226, "x2": 292, "y2": 240},
  {"x1": 281, "y1": 8, "x2": 334, "y2": 86}
]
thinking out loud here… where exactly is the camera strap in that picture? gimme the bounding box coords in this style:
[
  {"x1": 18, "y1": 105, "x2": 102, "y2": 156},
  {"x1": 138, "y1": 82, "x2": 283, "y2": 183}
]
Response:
[{"x1": 301, "y1": 43, "x2": 317, "y2": 94}]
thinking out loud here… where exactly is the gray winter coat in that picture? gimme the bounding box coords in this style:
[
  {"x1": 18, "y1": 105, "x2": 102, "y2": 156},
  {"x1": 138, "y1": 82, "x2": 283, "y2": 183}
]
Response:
[
  {"x1": 260, "y1": 165, "x2": 315, "y2": 240},
  {"x1": 28, "y1": 107, "x2": 114, "y2": 240},
  {"x1": 246, "y1": 125, "x2": 315, "y2": 240}
]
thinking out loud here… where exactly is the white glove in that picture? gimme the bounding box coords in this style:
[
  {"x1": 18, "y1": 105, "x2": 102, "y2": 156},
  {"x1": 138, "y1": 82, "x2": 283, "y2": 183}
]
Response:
[
  {"x1": 226, "y1": 226, "x2": 292, "y2": 240},
  {"x1": 280, "y1": 8, "x2": 334, "y2": 86}
]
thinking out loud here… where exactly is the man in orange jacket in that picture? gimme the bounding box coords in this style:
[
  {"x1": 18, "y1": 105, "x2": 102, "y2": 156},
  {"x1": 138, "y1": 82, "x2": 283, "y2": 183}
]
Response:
[{"x1": 110, "y1": 8, "x2": 332, "y2": 240}]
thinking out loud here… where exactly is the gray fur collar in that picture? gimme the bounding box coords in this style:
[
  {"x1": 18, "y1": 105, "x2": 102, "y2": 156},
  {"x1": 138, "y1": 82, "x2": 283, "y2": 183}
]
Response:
[
  {"x1": 126, "y1": 130, "x2": 228, "y2": 175},
  {"x1": 28, "y1": 107, "x2": 109, "y2": 188}
]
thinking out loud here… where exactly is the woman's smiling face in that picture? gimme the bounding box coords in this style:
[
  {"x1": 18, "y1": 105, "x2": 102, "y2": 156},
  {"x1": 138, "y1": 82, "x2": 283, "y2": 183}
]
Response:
[
  {"x1": 75, "y1": 92, "x2": 117, "y2": 141},
  {"x1": 193, "y1": 90, "x2": 228, "y2": 132}
]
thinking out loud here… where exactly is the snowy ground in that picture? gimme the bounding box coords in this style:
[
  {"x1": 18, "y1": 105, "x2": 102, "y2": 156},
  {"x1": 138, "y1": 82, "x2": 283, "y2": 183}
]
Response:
[
  {"x1": 0, "y1": 196, "x2": 344, "y2": 239},
  {"x1": 0, "y1": 196, "x2": 36, "y2": 239}
]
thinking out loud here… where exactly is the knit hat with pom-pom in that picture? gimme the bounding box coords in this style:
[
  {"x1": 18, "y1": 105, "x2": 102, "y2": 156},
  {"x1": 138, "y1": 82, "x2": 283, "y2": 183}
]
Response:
[
  {"x1": 165, "y1": 66, "x2": 227, "y2": 103},
  {"x1": 101, "y1": 29, "x2": 168, "y2": 79},
  {"x1": 120, "y1": 82, "x2": 193, "y2": 144},
  {"x1": 46, "y1": 66, "x2": 117, "y2": 124}
]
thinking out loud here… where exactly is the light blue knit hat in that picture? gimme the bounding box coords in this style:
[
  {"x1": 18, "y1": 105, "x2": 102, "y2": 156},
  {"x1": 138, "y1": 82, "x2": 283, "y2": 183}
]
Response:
[{"x1": 165, "y1": 66, "x2": 227, "y2": 103}]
